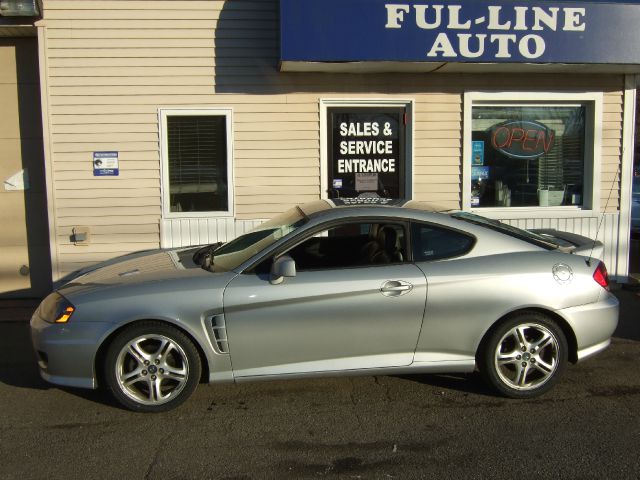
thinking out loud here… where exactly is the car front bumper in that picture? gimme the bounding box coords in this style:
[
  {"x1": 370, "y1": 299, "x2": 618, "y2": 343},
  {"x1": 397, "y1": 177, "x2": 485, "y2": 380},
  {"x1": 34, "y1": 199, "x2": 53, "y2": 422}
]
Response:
[
  {"x1": 30, "y1": 312, "x2": 113, "y2": 389},
  {"x1": 559, "y1": 290, "x2": 619, "y2": 362}
]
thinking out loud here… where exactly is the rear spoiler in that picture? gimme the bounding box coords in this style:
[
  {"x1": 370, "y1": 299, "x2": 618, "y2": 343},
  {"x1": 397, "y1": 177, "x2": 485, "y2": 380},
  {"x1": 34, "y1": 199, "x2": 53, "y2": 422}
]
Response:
[{"x1": 530, "y1": 229, "x2": 604, "y2": 259}]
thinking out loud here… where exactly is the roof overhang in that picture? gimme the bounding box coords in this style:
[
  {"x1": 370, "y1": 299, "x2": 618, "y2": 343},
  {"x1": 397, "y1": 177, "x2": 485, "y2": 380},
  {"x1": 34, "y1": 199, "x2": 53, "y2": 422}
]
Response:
[{"x1": 280, "y1": 61, "x2": 640, "y2": 75}]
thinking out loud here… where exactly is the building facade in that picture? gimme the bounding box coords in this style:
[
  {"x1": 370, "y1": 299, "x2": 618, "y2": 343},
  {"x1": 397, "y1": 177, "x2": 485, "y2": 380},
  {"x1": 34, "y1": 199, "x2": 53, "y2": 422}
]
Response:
[{"x1": 1, "y1": 0, "x2": 639, "y2": 296}]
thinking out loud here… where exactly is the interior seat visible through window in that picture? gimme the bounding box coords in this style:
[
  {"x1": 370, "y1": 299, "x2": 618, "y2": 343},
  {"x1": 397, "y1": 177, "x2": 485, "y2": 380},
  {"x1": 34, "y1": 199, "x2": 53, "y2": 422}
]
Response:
[
  {"x1": 287, "y1": 222, "x2": 407, "y2": 270},
  {"x1": 379, "y1": 225, "x2": 403, "y2": 263}
]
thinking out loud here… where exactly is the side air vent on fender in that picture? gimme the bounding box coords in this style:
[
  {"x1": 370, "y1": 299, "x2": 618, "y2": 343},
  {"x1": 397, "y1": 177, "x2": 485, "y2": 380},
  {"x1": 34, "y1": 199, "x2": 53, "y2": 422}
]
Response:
[{"x1": 208, "y1": 315, "x2": 229, "y2": 353}]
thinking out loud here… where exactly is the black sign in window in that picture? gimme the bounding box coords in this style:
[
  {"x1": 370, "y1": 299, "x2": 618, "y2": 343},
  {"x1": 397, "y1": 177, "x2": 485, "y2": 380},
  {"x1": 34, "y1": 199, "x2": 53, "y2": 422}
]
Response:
[{"x1": 327, "y1": 107, "x2": 406, "y2": 199}]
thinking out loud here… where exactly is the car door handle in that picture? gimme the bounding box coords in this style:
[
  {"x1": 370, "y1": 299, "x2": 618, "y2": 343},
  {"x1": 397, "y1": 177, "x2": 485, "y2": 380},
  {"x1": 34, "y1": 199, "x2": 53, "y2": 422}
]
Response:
[{"x1": 380, "y1": 280, "x2": 413, "y2": 297}]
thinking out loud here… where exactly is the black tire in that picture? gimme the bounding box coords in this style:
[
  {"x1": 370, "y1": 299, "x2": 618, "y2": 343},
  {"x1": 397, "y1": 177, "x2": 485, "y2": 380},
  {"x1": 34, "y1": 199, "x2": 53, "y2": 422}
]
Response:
[
  {"x1": 479, "y1": 312, "x2": 568, "y2": 399},
  {"x1": 103, "y1": 321, "x2": 202, "y2": 412}
]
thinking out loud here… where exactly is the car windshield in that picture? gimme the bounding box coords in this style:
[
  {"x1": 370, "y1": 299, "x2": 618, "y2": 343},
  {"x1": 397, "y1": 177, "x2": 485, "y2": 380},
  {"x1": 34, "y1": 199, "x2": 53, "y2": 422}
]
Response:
[
  {"x1": 450, "y1": 211, "x2": 559, "y2": 250},
  {"x1": 209, "y1": 206, "x2": 308, "y2": 272}
]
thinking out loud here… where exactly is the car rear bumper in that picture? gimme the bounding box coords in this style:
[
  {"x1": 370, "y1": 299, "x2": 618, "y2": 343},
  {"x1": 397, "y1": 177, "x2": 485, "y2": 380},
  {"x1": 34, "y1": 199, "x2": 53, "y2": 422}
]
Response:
[
  {"x1": 575, "y1": 339, "x2": 611, "y2": 362},
  {"x1": 30, "y1": 312, "x2": 112, "y2": 389},
  {"x1": 559, "y1": 291, "x2": 619, "y2": 362}
]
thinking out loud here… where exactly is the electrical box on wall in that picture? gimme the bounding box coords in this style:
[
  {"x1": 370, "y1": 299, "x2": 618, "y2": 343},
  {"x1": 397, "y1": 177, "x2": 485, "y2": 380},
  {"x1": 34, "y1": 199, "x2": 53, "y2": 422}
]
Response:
[{"x1": 72, "y1": 226, "x2": 90, "y2": 246}]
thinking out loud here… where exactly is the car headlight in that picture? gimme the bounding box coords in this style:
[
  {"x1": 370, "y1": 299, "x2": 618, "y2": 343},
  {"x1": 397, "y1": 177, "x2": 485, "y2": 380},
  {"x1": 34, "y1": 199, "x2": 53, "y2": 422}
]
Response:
[{"x1": 39, "y1": 292, "x2": 76, "y2": 324}]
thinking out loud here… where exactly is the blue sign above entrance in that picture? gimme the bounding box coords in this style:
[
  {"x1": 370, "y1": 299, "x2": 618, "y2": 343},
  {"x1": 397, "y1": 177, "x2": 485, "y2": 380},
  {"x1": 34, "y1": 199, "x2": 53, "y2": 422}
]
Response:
[{"x1": 280, "y1": 0, "x2": 640, "y2": 65}]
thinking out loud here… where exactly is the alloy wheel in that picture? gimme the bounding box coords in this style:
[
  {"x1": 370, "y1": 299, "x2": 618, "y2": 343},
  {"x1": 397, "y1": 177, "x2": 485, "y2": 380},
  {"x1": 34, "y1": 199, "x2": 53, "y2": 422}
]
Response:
[
  {"x1": 493, "y1": 322, "x2": 560, "y2": 391},
  {"x1": 115, "y1": 334, "x2": 190, "y2": 406}
]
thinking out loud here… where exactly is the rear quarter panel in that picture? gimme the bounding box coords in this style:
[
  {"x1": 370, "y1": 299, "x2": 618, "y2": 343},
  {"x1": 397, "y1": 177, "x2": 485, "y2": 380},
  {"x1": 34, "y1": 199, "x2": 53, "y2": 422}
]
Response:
[{"x1": 414, "y1": 251, "x2": 601, "y2": 358}]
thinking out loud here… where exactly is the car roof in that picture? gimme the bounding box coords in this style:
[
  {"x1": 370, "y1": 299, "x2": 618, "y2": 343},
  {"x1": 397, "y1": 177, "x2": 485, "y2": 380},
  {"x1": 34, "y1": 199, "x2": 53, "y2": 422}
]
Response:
[
  {"x1": 299, "y1": 199, "x2": 454, "y2": 220},
  {"x1": 294, "y1": 200, "x2": 548, "y2": 250}
]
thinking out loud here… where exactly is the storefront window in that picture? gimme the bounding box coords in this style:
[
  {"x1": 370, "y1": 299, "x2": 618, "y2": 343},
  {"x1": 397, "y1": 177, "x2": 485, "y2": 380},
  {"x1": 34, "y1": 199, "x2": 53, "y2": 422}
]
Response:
[{"x1": 470, "y1": 105, "x2": 586, "y2": 208}]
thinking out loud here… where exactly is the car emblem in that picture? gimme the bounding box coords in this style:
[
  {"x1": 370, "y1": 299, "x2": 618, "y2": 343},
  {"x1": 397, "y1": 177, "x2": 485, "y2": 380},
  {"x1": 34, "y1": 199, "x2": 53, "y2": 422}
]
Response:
[{"x1": 552, "y1": 263, "x2": 573, "y2": 285}]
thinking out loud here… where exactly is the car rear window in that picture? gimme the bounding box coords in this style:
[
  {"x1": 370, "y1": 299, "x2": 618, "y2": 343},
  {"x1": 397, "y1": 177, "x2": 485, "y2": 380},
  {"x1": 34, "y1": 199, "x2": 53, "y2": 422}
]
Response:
[
  {"x1": 411, "y1": 222, "x2": 475, "y2": 261},
  {"x1": 450, "y1": 212, "x2": 558, "y2": 250}
]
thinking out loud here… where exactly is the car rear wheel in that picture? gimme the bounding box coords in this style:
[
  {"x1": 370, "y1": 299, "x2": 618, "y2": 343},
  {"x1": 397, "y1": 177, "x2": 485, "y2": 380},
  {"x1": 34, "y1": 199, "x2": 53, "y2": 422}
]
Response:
[
  {"x1": 103, "y1": 321, "x2": 201, "y2": 412},
  {"x1": 480, "y1": 312, "x2": 568, "y2": 398}
]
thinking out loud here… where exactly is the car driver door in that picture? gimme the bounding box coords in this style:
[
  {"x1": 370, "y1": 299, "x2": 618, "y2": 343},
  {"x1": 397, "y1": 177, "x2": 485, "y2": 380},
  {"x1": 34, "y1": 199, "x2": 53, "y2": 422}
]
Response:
[{"x1": 223, "y1": 221, "x2": 428, "y2": 378}]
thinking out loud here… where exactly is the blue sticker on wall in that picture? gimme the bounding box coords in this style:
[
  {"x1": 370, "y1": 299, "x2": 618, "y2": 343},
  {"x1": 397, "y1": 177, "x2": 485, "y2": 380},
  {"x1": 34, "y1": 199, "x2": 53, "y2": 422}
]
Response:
[{"x1": 93, "y1": 151, "x2": 119, "y2": 176}]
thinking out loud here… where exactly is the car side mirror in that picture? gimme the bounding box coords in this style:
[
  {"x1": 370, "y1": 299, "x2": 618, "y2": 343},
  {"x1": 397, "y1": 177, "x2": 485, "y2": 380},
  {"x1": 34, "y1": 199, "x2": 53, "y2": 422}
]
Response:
[{"x1": 270, "y1": 255, "x2": 296, "y2": 285}]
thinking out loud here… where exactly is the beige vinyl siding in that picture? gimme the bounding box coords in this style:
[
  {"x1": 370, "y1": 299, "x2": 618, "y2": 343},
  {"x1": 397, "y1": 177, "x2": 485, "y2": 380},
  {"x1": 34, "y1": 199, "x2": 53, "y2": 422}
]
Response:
[
  {"x1": 40, "y1": 0, "x2": 626, "y2": 275},
  {"x1": 601, "y1": 90, "x2": 624, "y2": 212}
]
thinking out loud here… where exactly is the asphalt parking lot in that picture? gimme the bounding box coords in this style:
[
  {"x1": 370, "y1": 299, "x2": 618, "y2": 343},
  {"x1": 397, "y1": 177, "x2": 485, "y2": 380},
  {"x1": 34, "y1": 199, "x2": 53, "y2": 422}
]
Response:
[{"x1": 0, "y1": 286, "x2": 639, "y2": 480}]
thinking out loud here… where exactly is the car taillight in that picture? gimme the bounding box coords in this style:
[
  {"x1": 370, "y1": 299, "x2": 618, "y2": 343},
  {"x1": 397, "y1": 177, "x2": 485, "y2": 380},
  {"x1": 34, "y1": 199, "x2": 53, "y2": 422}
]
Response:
[{"x1": 593, "y1": 261, "x2": 610, "y2": 290}]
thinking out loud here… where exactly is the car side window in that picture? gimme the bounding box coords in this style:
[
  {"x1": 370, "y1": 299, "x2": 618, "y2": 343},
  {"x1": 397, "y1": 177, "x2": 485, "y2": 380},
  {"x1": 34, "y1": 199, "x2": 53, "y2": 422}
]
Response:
[
  {"x1": 411, "y1": 222, "x2": 474, "y2": 261},
  {"x1": 287, "y1": 222, "x2": 407, "y2": 271}
]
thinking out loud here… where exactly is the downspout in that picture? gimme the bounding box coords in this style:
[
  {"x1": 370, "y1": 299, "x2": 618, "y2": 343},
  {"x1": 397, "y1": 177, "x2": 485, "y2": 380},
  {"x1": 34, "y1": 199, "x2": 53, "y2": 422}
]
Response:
[{"x1": 618, "y1": 74, "x2": 638, "y2": 281}]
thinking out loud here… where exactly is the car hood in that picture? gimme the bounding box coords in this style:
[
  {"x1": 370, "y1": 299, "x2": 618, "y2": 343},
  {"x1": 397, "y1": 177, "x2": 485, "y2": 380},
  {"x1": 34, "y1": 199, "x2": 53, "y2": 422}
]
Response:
[
  {"x1": 56, "y1": 245, "x2": 238, "y2": 304},
  {"x1": 56, "y1": 246, "x2": 206, "y2": 288},
  {"x1": 55, "y1": 246, "x2": 239, "y2": 321}
]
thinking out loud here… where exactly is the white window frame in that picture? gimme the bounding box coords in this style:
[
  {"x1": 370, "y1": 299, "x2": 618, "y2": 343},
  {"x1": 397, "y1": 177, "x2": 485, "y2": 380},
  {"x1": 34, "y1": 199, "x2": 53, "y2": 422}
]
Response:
[
  {"x1": 320, "y1": 98, "x2": 415, "y2": 200},
  {"x1": 463, "y1": 92, "x2": 603, "y2": 218},
  {"x1": 159, "y1": 108, "x2": 234, "y2": 218}
]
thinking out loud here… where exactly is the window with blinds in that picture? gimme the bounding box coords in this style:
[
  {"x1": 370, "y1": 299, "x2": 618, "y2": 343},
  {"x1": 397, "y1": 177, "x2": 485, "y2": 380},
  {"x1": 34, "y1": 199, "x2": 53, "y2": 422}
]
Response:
[{"x1": 166, "y1": 114, "x2": 229, "y2": 213}]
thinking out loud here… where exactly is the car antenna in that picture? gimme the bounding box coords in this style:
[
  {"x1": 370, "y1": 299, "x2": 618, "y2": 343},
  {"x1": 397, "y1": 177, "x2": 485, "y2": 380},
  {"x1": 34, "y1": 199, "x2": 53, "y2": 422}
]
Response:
[{"x1": 586, "y1": 161, "x2": 621, "y2": 267}]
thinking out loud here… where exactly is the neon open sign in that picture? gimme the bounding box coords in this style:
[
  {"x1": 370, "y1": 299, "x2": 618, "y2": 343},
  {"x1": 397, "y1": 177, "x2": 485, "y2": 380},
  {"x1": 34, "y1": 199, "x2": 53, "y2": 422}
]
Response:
[{"x1": 490, "y1": 120, "x2": 555, "y2": 159}]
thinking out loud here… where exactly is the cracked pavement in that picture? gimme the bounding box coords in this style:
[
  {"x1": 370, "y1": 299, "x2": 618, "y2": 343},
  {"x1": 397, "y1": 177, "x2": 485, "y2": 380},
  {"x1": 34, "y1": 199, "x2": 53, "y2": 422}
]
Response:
[{"x1": 0, "y1": 287, "x2": 639, "y2": 479}]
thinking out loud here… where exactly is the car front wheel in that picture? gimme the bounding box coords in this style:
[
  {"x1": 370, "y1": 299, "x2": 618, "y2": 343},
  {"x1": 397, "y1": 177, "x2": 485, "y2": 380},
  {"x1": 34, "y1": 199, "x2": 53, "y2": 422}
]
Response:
[
  {"x1": 103, "y1": 321, "x2": 202, "y2": 412},
  {"x1": 480, "y1": 312, "x2": 568, "y2": 398}
]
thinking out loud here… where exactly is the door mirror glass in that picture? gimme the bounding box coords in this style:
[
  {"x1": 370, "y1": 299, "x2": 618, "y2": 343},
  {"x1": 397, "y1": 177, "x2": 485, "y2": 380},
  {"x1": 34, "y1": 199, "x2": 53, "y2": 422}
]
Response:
[{"x1": 270, "y1": 255, "x2": 296, "y2": 284}]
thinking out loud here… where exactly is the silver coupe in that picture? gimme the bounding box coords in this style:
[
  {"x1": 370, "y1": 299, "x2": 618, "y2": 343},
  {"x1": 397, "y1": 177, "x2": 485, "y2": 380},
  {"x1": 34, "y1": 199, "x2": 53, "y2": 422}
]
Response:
[{"x1": 31, "y1": 199, "x2": 619, "y2": 412}]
